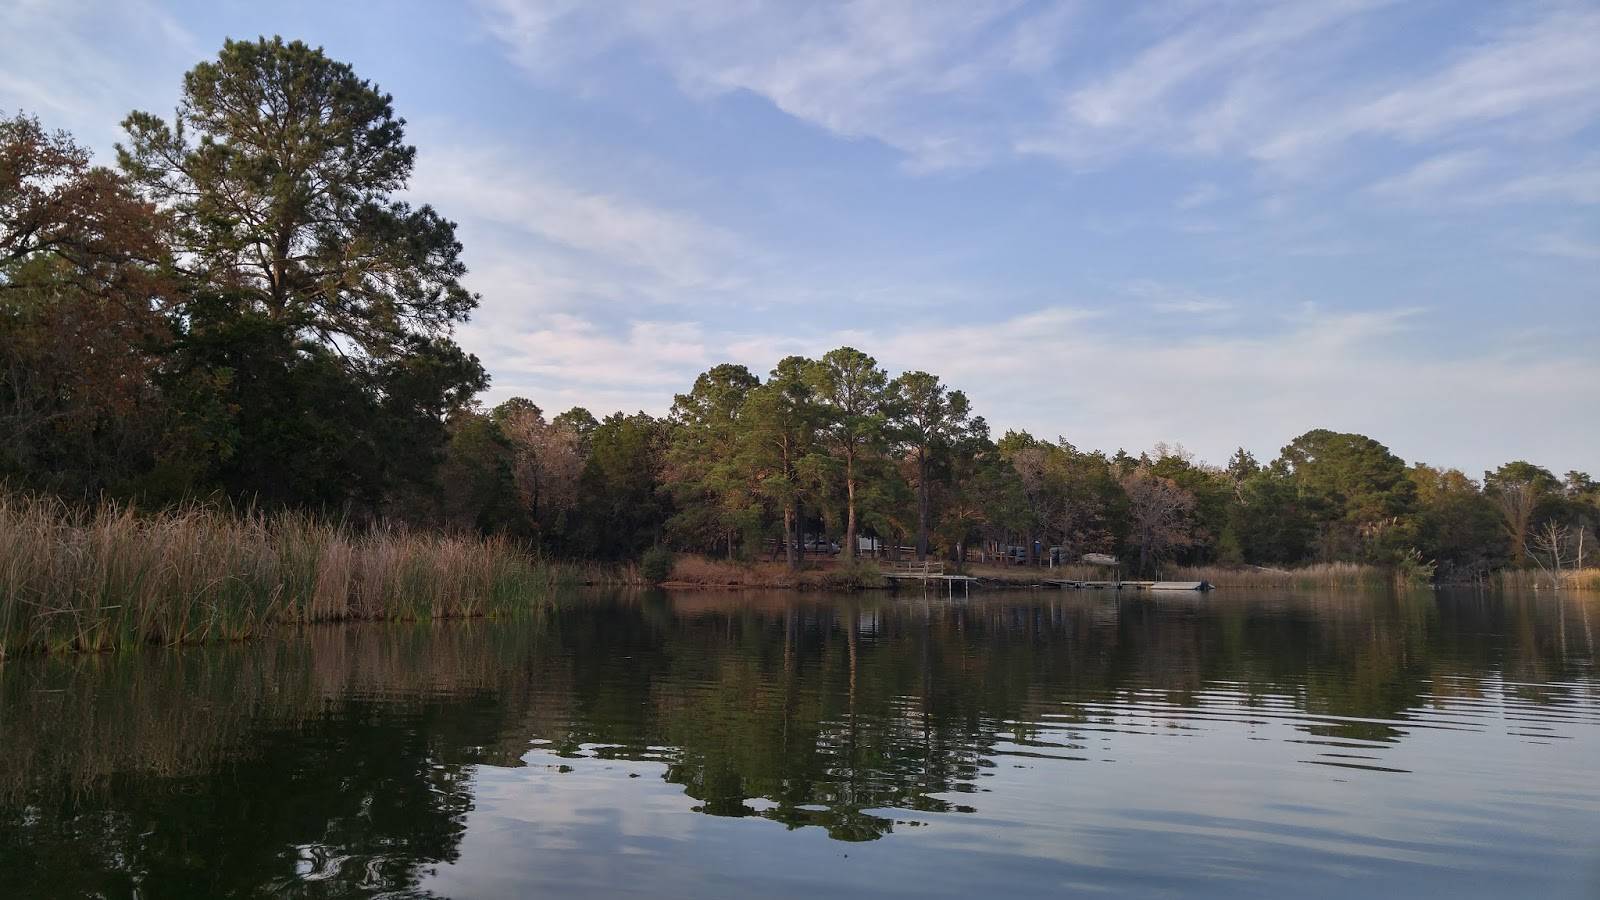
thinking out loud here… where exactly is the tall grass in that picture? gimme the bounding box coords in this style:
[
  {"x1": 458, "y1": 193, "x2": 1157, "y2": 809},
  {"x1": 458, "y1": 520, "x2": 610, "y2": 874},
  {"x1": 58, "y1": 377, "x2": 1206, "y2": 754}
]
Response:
[
  {"x1": 1168, "y1": 562, "x2": 1389, "y2": 589},
  {"x1": 653, "y1": 555, "x2": 890, "y2": 590},
  {"x1": 1491, "y1": 567, "x2": 1600, "y2": 592},
  {"x1": 0, "y1": 494, "x2": 558, "y2": 657},
  {"x1": 958, "y1": 560, "x2": 1390, "y2": 589}
]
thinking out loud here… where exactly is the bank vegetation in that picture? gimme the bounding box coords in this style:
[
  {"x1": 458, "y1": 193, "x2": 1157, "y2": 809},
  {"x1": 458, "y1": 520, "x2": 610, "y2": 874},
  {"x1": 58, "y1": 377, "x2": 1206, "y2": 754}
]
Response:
[{"x1": 0, "y1": 494, "x2": 565, "y2": 657}]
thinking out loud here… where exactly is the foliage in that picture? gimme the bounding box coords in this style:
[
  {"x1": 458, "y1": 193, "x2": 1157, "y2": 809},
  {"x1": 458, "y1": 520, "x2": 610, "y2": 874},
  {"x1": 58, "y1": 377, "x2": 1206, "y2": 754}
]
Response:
[
  {"x1": 1279, "y1": 429, "x2": 1416, "y2": 560},
  {"x1": 1, "y1": 115, "x2": 175, "y2": 497},
  {"x1": 572, "y1": 412, "x2": 668, "y2": 559},
  {"x1": 889, "y1": 370, "x2": 979, "y2": 560},
  {"x1": 118, "y1": 37, "x2": 477, "y2": 354},
  {"x1": 640, "y1": 546, "x2": 675, "y2": 585},
  {"x1": 1483, "y1": 461, "x2": 1562, "y2": 567},
  {"x1": 116, "y1": 37, "x2": 482, "y2": 512},
  {"x1": 1120, "y1": 464, "x2": 1195, "y2": 573},
  {"x1": 808, "y1": 347, "x2": 889, "y2": 560}
]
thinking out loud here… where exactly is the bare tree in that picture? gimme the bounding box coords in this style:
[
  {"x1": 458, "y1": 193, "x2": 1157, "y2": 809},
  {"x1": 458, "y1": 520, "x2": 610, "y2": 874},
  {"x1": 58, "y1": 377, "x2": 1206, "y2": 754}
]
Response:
[
  {"x1": 1527, "y1": 520, "x2": 1574, "y2": 588},
  {"x1": 1491, "y1": 480, "x2": 1540, "y2": 566},
  {"x1": 496, "y1": 401, "x2": 585, "y2": 530},
  {"x1": 1121, "y1": 466, "x2": 1195, "y2": 575},
  {"x1": 1010, "y1": 447, "x2": 1050, "y2": 565},
  {"x1": 1152, "y1": 441, "x2": 1195, "y2": 464}
]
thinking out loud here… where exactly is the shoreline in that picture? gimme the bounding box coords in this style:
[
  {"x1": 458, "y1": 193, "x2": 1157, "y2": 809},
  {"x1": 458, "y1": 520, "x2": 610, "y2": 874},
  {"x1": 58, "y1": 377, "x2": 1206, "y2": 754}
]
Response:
[{"x1": 8, "y1": 494, "x2": 1595, "y2": 658}]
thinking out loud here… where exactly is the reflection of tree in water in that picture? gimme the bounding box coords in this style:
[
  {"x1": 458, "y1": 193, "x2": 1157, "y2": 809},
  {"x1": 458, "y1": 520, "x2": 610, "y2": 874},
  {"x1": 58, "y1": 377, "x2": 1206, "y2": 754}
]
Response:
[
  {"x1": 526, "y1": 590, "x2": 1600, "y2": 836},
  {"x1": 0, "y1": 624, "x2": 561, "y2": 898},
  {"x1": 643, "y1": 604, "x2": 989, "y2": 841},
  {"x1": 2, "y1": 696, "x2": 491, "y2": 897},
  {"x1": 0, "y1": 590, "x2": 1595, "y2": 890}
]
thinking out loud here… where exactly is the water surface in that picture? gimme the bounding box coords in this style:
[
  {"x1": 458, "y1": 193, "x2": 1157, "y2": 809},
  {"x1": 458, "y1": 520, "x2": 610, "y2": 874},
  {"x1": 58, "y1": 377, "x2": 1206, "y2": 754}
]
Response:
[{"x1": 2, "y1": 588, "x2": 1597, "y2": 898}]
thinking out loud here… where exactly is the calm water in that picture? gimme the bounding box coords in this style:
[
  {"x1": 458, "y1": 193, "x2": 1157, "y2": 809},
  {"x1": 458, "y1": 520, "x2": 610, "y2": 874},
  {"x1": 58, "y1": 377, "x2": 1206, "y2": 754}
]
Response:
[{"x1": 2, "y1": 589, "x2": 1598, "y2": 898}]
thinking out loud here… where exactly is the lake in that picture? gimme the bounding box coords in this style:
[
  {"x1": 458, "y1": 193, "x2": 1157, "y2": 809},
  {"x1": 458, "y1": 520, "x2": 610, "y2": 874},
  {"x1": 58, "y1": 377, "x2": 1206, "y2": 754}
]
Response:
[{"x1": 2, "y1": 588, "x2": 1597, "y2": 898}]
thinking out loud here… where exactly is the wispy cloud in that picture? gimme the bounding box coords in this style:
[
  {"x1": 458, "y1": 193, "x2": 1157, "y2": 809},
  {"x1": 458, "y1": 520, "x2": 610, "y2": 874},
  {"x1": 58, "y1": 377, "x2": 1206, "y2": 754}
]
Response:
[
  {"x1": 1124, "y1": 280, "x2": 1234, "y2": 316},
  {"x1": 412, "y1": 141, "x2": 745, "y2": 296},
  {"x1": 1365, "y1": 150, "x2": 1492, "y2": 201},
  {"x1": 477, "y1": 0, "x2": 1079, "y2": 171},
  {"x1": 1255, "y1": 7, "x2": 1600, "y2": 167},
  {"x1": 1479, "y1": 158, "x2": 1600, "y2": 206},
  {"x1": 478, "y1": 303, "x2": 1596, "y2": 473},
  {"x1": 1052, "y1": 0, "x2": 1381, "y2": 140},
  {"x1": 1527, "y1": 233, "x2": 1600, "y2": 261},
  {"x1": 1175, "y1": 182, "x2": 1224, "y2": 210},
  {"x1": 476, "y1": 0, "x2": 1600, "y2": 216},
  {"x1": 0, "y1": 0, "x2": 201, "y2": 147}
]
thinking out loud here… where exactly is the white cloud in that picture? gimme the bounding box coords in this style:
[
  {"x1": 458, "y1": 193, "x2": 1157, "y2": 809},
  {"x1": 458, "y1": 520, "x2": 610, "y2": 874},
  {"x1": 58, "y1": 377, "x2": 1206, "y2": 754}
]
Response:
[
  {"x1": 1479, "y1": 159, "x2": 1600, "y2": 206},
  {"x1": 1019, "y1": 0, "x2": 1385, "y2": 164},
  {"x1": 1063, "y1": 1, "x2": 1377, "y2": 130},
  {"x1": 1527, "y1": 233, "x2": 1600, "y2": 261},
  {"x1": 1255, "y1": 8, "x2": 1600, "y2": 167},
  {"x1": 411, "y1": 141, "x2": 745, "y2": 297},
  {"x1": 1366, "y1": 151, "x2": 1491, "y2": 201},
  {"x1": 855, "y1": 305, "x2": 1594, "y2": 474},
  {"x1": 0, "y1": 0, "x2": 200, "y2": 149},
  {"x1": 477, "y1": 0, "x2": 1078, "y2": 171},
  {"x1": 465, "y1": 313, "x2": 713, "y2": 410},
  {"x1": 474, "y1": 302, "x2": 1597, "y2": 475},
  {"x1": 1362, "y1": 155, "x2": 1600, "y2": 208},
  {"x1": 1176, "y1": 182, "x2": 1223, "y2": 210},
  {"x1": 1124, "y1": 280, "x2": 1234, "y2": 315},
  {"x1": 477, "y1": 0, "x2": 1600, "y2": 215}
]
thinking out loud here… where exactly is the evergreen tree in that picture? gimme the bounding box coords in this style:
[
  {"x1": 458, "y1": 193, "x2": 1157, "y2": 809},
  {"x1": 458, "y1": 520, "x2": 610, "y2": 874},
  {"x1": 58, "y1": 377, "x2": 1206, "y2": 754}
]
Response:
[
  {"x1": 807, "y1": 348, "x2": 889, "y2": 562},
  {"x1": 117, "y1": 37, "x2": 485, "y2": 510},
  {"x1": 888, "y1": 371, "x2": 975, "y2": 560}
]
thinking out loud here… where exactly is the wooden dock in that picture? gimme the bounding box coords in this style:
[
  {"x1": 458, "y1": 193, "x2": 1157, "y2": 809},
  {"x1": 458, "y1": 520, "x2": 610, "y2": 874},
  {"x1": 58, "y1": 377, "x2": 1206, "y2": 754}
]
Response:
[
  {"x1": 1043, "y1": 579, "x2": 1211, "y2": 592},
  {"x1": 882, "y1": 561, "x2": 978, "y2": 597}
]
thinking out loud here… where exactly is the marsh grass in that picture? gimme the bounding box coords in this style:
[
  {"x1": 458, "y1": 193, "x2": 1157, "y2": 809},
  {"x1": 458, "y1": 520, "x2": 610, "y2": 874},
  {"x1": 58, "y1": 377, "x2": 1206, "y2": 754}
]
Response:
[
  {"x1": 657, "y1": 556, "x2": 890, "y2": 590},
  {"x1": 664, "y1": 556, "x2": 798, "y2": 588},
  {"x1": 1168, "y1": 562, "x2": 1389, "y2": 589},
  {"x1": 1492, "y1": 567, "x2": 1600, "y2": 592},
  {"x1": 0, "y1": 494, "x2": 559, "y2": 657}
]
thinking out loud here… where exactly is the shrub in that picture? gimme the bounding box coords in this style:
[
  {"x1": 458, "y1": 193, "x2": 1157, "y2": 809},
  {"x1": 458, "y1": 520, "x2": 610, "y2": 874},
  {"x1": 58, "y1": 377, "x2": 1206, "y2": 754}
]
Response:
[
  {"x1": 640, "y1": 546, "x2": 675, "y2": 585},
  {"x1": 819, "y1": 561, "x2": 888, "y2": 590}
]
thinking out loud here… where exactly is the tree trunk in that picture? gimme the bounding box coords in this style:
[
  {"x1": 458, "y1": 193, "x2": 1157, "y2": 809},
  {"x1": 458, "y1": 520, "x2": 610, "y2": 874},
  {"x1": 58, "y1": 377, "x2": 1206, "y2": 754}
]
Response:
[
  {"x1": 915, "y1": 450, "x2": 930, "y2": 561},
  {"x1": 843, "y1": 454, "x2": 857, "y2": 562},
  {"x1": 784, "y1": 504, "x2": 798, "y2": 570}
]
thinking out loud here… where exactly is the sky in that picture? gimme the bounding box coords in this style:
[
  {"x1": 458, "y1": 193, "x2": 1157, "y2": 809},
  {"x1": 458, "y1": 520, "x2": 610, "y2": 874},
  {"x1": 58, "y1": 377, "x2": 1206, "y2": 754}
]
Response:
[{"x1": 3, "y1": 0, "x2": 1597, "y2": 476}]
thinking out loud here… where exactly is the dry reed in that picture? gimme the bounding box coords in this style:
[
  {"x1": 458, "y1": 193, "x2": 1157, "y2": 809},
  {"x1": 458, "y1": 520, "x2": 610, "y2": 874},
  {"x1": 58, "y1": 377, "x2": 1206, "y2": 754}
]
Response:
[
  {"x1": 1168, "y1": 562, "x2": 1388, "y2": 589},
  {"x1": 1491, "y1": 567, "x2": 1600, "y2": 592},
  {"x1": 0, "y1": 493, "x2": 558, "y2": 657},
  {"x1": 660, "y1": 556, "x2": 889, "y2": 590}
]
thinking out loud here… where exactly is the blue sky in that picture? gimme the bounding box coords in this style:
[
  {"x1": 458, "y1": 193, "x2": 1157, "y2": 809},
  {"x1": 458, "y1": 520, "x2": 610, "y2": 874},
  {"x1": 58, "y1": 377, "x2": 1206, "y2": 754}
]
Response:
[{"x1": 4, "y1": 0, "x2": 1597, "y2": 475}]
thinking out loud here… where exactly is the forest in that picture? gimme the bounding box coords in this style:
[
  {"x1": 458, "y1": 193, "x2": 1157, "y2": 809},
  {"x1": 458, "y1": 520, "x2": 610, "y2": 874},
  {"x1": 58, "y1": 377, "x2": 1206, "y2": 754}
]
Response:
[{"x1": 3, "y1": 38, "x2": 1596, "y2": 585}]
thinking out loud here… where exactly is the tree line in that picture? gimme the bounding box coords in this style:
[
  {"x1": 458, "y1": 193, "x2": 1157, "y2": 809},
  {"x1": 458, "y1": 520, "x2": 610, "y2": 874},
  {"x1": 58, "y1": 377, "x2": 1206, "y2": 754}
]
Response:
[
  {"x1": 3, "y1": 38, "x2": 1595, "y2": 580},
  {"x1": 441, "y1": 370, "x2": 1597, "y2": 581}
]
